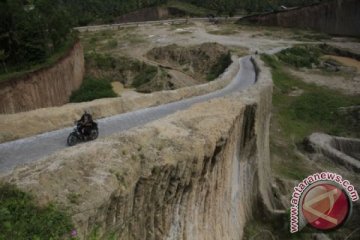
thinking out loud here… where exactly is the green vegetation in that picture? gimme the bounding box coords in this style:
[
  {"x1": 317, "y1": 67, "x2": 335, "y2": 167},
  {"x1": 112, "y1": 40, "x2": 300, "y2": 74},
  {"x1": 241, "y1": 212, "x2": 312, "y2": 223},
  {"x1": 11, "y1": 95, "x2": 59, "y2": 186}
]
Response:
[
  {"x1": 85, "y1": 53, "x2": 158, "y2": 91},
  {"x1": 261, "y1": 52, "x2": 360, "y2": 182},
  {"x1": 0, "y1": 0, "x2": 73, "y2": 77},
  {"x1": 262, "y1": 54, "x2": 359, "y2": 141},
  {"x1": 246, "y1": 47, "x2": 360, "y2": 240},
  {"x1": 64, "y1": 0, "x2": 168, "y2": 26},
  {"x1": 70, "y1": 77, "x2": 117, "y2": 103},
  {"x1": 85, "y1": 52, "x2": 145, "y2": 73},
  {"x1": 291, "y1": 30, "x2": 331, "y2": 41},
  {"x1": 86, "y1": 53, "x2": 118, "y2": 70},
  {"x1": 164, "y1": 0, "x2": 214, "y2": 16},
  {"x1": 0, "y1": 183, "x2": 74, "y2": 240},
  {"x1": 0, "y1": 33, "x2": 78, "y2": 83},
  {"x1": 207, "y1": 52, "x2": 232, "y2": 81},
  {"x1": 80, "y1": 28, "x2": 146, "y2": 54},
  {"x1": 276, "y1": 44, "x2": 360, "y2": 70},
  {"x1": 105, "y1": 39, "x2": 118, "y2": 50},
  {"x1": 132, "y1": 66, "x2": 158, "y2": 88},
  {"x1": 256, "y1": 51, "x2": 360, "y2": 240},
  {"x1": 276, "y1": 45, "x2": 322, "y2": 68}
]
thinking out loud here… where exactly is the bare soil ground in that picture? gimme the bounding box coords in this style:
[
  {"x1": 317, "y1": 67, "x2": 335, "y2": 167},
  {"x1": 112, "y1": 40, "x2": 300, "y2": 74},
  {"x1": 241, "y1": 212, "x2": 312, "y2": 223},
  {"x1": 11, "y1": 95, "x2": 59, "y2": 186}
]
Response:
[{"x1": 289, "y1": 68, "x2": 360, "y2": 95}]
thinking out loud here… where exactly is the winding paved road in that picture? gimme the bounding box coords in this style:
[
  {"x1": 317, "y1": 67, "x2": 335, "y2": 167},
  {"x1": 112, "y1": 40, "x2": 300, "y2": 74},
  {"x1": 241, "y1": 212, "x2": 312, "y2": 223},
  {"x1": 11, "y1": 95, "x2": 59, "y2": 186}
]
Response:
[{"x1": 0, "y1": 56, "x2": 256, "y2": 173}]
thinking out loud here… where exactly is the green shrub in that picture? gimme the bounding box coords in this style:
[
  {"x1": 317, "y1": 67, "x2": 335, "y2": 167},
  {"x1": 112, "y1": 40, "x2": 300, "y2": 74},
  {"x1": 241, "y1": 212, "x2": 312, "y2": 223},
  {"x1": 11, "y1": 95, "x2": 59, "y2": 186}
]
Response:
[
  {"x1": 70, "y1": 77, "x2": 117, "y2": 102},
  {"x1": 106, "y1": 39, "x2": 118, "y2": 49},
  {"x1": 277, "y1": 45, "x2": 321, "y2": 68},
  {"x1": 132, "y1": 65, "x2": 158, "y2": 88},
  {"x1": 85, "y1": 53, "x2": 117, "y2": 70},
  {"x1": 0, "y1": 184, "x2": 74, "y2": 240},
  {"x1": 207, "y1": 52, "x2": 232, "y2": 81}
]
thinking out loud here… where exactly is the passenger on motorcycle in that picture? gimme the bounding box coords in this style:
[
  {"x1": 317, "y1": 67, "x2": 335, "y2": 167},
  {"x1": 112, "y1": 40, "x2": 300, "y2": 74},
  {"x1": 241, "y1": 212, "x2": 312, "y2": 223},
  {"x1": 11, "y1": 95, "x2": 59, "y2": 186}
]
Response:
[{"x1": 77, "y1": 111, "x2": 94, "y2": 139}]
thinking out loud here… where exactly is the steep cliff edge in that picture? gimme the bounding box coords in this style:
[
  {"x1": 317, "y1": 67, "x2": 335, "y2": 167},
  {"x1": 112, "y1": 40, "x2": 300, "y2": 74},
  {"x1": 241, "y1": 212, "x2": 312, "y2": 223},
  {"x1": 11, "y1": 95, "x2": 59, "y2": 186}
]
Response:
[
  {"x1": 2, "y1": 57, "x2": 276, "y2": 239},
  {"x1": 239, "y1": 0, "x2": 360, "y2": 37},
  {"x1": 0, "y1": 42, "x2": 85, "y2": 114}
]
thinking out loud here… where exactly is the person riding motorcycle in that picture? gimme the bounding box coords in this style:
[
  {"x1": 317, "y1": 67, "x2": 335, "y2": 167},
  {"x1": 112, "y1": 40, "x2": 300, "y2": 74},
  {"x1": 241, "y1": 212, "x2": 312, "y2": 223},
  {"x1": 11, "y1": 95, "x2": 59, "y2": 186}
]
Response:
[{"x1": 77, "y1": 111, "x2": 94, "y2": 139}]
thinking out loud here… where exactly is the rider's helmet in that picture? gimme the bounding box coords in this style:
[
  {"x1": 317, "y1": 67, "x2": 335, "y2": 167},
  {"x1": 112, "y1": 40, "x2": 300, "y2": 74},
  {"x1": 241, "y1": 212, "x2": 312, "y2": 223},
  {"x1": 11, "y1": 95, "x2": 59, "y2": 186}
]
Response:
[{"x1": 83, "y1": 110, "x2": 93, "y2": 123}]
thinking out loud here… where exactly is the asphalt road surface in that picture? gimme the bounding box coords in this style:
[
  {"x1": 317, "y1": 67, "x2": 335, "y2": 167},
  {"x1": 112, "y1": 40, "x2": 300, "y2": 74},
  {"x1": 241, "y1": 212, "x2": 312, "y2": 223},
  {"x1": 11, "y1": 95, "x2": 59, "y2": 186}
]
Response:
[{"x1": 0, "y1": 56, "x2": 256, "y2": 173}]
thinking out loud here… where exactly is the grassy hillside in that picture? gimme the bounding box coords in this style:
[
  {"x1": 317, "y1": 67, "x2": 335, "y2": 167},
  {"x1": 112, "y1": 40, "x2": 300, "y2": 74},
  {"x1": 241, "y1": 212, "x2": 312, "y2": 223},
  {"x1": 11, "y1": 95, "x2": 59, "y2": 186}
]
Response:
[{"x1": 164, "y1": 0, "x2": 215, "y2": 16}]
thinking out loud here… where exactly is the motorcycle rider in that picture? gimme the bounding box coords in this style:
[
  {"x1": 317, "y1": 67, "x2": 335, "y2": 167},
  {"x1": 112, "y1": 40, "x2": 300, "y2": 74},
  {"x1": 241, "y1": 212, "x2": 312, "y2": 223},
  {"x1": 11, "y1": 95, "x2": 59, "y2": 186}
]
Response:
[{"x1": 77, "y1": 111, "x2": 94, "y2": 139}]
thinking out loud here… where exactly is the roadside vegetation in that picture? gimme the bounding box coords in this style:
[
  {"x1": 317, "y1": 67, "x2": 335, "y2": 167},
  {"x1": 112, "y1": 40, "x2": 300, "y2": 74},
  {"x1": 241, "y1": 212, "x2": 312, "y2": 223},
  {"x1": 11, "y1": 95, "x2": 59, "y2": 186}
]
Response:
[
  {"x1": 70, "y1": 77, "x2": 117, "y2": 103},
  {"x1": 132, "y1": 67, "x2": 158, "y2": 88},
  {"x1": 207, "y1": 52, "x2": 232, "y2": 80},
  {"x1": 0, "y1": 183, "x2": 74, "y2": 240}
]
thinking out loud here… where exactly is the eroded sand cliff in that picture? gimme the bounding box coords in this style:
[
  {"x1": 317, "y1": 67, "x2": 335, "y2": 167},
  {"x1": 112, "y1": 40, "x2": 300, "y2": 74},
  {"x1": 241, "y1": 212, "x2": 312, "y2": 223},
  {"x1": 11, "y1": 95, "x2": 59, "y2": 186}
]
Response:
[
  {"x1": 0, "y1": 42, "x2": 85, "y2": 114},
  {"x1": 2, "y1": 57, "x2": 275, "y2": 239},
  {"x1": 239, "y1": 0, "x2": 360, "y2": 37}
]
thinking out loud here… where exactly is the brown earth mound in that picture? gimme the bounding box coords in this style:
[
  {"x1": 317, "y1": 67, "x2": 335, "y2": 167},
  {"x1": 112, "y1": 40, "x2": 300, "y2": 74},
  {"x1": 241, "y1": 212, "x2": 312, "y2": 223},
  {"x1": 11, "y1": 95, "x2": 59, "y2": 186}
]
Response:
[
  {"x1": 146, "y1": 42, "x2": 231, "y2": 81},
  {"x1": 86, "y1": 43, "x2": 231, "y2": 93}
]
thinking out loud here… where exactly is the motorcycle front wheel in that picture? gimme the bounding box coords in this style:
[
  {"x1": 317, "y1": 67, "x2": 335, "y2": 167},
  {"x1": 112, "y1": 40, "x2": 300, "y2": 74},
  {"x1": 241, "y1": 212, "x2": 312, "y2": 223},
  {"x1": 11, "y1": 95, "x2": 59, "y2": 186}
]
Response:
[
  {"x1": 89, "y1": 129, "x2": 99, "y2": 140},
  {"x1": 67, "y1": 132, "x2": 78, "y2": 146}
]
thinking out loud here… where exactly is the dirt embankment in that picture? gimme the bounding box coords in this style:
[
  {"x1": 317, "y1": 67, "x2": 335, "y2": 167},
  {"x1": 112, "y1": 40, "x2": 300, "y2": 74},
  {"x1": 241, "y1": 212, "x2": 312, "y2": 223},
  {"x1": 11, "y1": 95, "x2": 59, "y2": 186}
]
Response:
[
  {"x1": 1, "y1": 57, "x2": 277, "y2": 239},
  {"x1": 0, "y1": 42, "x2": 85, "y2": 114},
  {"x1": 147, "y1": 42, "x2": 231, "y2": 82},
  {"x1": 86, "y1": 43, "x2": 231, "y2": 93},
  {"x1": 239, "y1": 0, "x2": 360, "y2": 37}
]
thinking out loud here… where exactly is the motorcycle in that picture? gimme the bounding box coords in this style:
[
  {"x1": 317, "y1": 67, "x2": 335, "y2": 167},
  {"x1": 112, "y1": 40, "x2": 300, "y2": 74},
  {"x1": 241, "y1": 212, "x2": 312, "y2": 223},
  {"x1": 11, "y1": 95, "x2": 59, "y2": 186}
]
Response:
[{"x1": 67, "y1": 121, "x2": 99, "y2": 146}]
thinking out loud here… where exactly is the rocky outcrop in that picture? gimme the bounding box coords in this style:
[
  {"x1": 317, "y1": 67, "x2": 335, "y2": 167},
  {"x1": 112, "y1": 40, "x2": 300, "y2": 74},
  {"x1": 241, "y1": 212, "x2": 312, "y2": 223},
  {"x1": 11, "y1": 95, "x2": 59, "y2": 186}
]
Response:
[
  {"x1": 2, "y1": 57, "x2": 276, "y2": 239},
  {"x1": 0, "y1": 42, "x2": 85, "y2": 114},
  {"x1": 306, "y1": 133, "x2": 360, "y2": 172},
  {"x1": 239, "y1": 0, "x2": 360, "y2": 37}
]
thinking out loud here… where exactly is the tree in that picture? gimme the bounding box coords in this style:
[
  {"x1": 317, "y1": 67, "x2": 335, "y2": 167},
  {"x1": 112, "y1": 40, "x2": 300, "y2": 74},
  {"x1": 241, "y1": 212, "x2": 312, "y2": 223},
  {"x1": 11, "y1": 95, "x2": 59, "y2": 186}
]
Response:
[
  {"x1": 0, "y1": 50, "x2": 8, "y2": 72},
  {"x1": 0, "y1": 0, "x2": 73, "y2": 72}
]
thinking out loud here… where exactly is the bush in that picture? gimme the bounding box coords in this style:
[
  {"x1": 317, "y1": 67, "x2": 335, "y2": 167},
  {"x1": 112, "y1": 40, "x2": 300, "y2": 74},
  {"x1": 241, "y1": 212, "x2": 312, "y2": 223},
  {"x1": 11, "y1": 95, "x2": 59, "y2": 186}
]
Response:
[
  {"x1": 277, "y1": 45, "x2": 321, "y2": 68},
  {"x1": 132, "y1": 65, "x2": 158, "y2": 88},
  {"x1": 0, "y1": 184, "x2": 74, "y2": 240},
  {"x1": 106, "y1": 39, "x2": 118, "y2": 49},
  {"x1": 207, "y1": 51, "x2": 232, "y2": 81},
  {"x1": 70, "y1": 77, "x2": 117, "y2": 102},
  {"x1": 85, "y1": 53, "x2": 117, "y2": 70}
]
